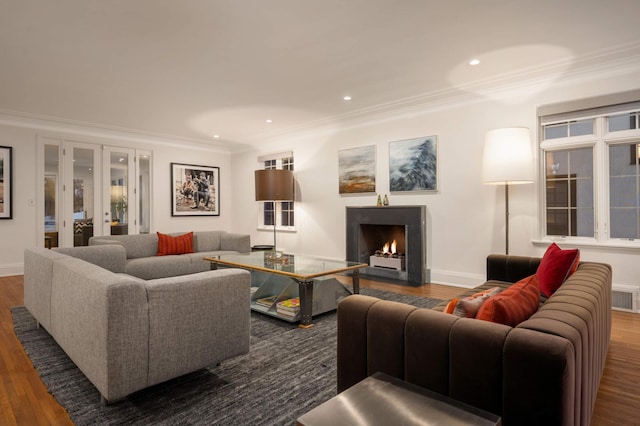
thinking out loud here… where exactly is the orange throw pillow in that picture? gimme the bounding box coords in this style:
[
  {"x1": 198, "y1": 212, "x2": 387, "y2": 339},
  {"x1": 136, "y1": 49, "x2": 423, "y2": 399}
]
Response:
[
  {"x1": 536, "y1": 242, "x2": 580, "y2": 297},
  {"x1": 476, "y1": 274, "x2": 540, "y2": 327},
  {"x1": 157, "y1": 232, "x2": 195, "y2": 256}
]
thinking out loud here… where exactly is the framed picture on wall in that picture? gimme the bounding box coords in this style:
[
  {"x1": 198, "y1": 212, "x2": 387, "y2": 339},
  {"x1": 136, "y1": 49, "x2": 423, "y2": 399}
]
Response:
[
  {"x1": 0, "y1": 146, "x2": 12, "y2": 219},
  {"x1": 171, "y1": 163, "x2": 220, "y2": 216},
  {"x1": 389, "y1": 136, "x2": 438, "y2": 192},
  {"x1": 338, "y1": 145, "x2": 376, "y2": 194}
]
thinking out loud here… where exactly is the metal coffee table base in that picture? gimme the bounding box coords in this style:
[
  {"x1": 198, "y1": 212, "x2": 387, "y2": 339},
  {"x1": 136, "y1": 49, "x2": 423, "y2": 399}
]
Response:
[{"x1": 250, "y1": 271, "x2": 357, "y2": 327}]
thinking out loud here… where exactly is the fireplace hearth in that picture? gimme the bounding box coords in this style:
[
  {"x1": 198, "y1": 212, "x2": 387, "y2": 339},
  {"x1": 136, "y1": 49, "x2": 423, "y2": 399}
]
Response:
[{"x1": 346, "y1": 206, "x2": 428, "y2": 285}]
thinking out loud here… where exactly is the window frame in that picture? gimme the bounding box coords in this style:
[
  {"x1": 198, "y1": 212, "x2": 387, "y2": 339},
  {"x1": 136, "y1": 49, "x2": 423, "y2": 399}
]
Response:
[
  {"x1": 256, "y1": 152, "x2": 296, "y2": 232},
  {"x1": 538, "y1": 106, "x2": 640, "y2": 250}
]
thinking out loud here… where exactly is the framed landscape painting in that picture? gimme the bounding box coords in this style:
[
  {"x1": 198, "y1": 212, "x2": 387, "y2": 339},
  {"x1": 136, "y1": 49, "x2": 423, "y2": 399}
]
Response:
[
  {"x1": 389, "y1": 136, "x2": 438, "y2": 192},
  {"x1": 171, "y1": 163, "x2": 220, "y2": 216},
  {"x1": 338, "y1": 145, "x2": 376, "y2": 194},
  {"x1": 0, "y1": 146, "x2": 12, "y2": 219}
]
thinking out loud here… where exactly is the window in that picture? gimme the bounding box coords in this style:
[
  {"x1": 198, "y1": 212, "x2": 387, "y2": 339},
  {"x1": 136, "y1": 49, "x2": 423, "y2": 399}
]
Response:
[
  {"x1": 258, "y1": 152, "x2": 295, "y2": 230},
  {"x1": 282, "y1": 156, "x2": 293, "y2": 171},
  {"x1": 539, "y1": 99, "x2": 640, "y2": 244},
  {"x1": 281, "y1": 201, "x2": 294, "y2": 227},
  {"x1": 609, "y1": 112, "x2": 639, "y2": 132},
  {"x1": 609, "y1": 142, "x2": 640, "y2": 239},
  {"x1": 263, "y1": 200, "x2": 275, "y2": 226},
  {"x1": 544, "y1": 148, "x2": 594, "y2": 237},
  {"x1": 544, "y1": 119, "x2": 594, "y2": 140}
]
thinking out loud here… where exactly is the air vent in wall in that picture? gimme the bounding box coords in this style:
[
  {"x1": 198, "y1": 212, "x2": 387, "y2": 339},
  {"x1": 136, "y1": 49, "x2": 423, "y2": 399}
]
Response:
[{"x1": 612, "y1": 285, "x2": 639, "y2": 312}]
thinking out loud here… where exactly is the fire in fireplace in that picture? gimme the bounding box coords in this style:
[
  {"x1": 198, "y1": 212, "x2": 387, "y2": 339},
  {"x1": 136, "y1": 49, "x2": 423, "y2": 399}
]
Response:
[
  {"x1": 377, "y1": 240, "x2": 400, "y2": 256},
  {"x1": 370, "y1": 240, "x2": 406, "y2": 271}
]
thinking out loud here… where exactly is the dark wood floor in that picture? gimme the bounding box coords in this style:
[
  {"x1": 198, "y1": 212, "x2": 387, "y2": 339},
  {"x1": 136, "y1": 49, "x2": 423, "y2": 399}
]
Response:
[{"x1": 1, "y1": 274, "x2": 639, "y2": 425}]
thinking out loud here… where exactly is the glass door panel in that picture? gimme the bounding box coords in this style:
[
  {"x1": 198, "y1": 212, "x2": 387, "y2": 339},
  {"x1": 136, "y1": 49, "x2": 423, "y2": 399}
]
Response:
[
  {"x1": 138, "y1": 151, "x2": 152, "y2": 234},
  {"x1": 103, "y1": 147, "x2": 135, "y2": 236},
  {"x1": 44, "y1": 143, "x2": 60, "y2": 248},
  {"x1": 68, "y1": 145, "x2": 98, "y2": 246}
]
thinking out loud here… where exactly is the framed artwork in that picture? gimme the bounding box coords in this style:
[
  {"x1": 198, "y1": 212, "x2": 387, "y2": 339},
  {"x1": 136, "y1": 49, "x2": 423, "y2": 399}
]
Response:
[
  {"x1": 338, "y1": 145, "x2": 376, "y2": 194},
  {"x1": 389, "y1": 136, "x2": 438, "y2": 192},
  {"x1": 171, "y1": 163, "x2": 220, "y2": 216},
  {"x1": 0, "y1": 146, "x2": 12, "y2": 219}
]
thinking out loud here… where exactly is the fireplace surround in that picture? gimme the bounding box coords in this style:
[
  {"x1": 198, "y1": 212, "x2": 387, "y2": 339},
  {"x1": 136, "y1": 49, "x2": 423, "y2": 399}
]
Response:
[{"x1": 346, "y1": 206, "x2": 428, "y2": 285}]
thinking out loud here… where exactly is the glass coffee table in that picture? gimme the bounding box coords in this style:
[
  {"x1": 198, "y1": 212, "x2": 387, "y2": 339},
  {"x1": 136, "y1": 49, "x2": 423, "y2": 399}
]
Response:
[{"x1": 205, "y1": 252, "x2": 367, "y2": 328}]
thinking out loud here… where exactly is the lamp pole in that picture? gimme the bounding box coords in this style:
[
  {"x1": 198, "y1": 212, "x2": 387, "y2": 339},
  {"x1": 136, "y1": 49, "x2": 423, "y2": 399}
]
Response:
[
  {"x1": 505, "y1": 183, "x2": 509, "y2": 255},
  {"x1": 273, "y1": 212, "x2": 277, "y2": 252}
]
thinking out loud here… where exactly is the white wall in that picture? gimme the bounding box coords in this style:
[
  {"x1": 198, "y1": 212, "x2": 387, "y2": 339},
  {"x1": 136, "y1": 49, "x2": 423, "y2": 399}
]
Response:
[
  {"x1": 1, "y1": 66, "x2": 638, "y2": 289},
  {"x1": 0, "y1": 116, "x2": 232, "y2": 276},
  {"x1": 231, "y1": 66, "x2": 640, "y2": 289}
]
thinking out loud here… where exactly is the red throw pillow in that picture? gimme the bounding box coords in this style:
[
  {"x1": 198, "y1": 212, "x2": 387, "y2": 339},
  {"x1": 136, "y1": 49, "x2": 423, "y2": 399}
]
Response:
[
  {"x1": 157, "y1": 231, "x2": 195, "y2": 256},
  {"x1": 536, "y1": 243, "x2": 580, "y2": 297},
  {"x1": 476, "y1": 275, "x2": 540, "y2": 327}
]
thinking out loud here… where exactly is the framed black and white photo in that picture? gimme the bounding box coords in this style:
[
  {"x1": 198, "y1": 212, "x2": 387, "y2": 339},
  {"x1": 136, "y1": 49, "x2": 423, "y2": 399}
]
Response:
[
  {"x1": 0, "y1": 146, "x2": 12, "y2": 219},
  {"x1": 389, "y1": 136, "x2": 438, "y2": 192},
  {"x1": 171, "y1": 163, "x2": 220, "y2": 216}
]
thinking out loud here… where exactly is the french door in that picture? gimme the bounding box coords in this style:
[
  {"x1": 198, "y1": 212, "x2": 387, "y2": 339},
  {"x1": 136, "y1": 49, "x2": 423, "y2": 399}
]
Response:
[{"x1": 39, "y1": 137, "x2": 152, "y2": 248}]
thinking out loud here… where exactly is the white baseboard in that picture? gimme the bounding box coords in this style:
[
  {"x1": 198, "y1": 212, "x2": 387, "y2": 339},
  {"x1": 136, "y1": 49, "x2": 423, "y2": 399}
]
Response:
[
  {"x1": 0, "y1": 262, "x2": 24, "y2": 278},
  {"x1": 430, "y1": 269, "x2": 485, "y2": 289}
]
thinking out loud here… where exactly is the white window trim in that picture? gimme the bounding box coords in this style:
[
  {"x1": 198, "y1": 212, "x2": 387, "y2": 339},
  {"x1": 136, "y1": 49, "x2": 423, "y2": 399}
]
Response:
[
  {"x1": 537, "y1": 110, "x2": 640, "y2": 251},
  {"x1": 256, "y1": 152, "x2": 297, "y2": 232},
  {"x1": 257, "y1": 223, "x2": 298, "y2": 232}
]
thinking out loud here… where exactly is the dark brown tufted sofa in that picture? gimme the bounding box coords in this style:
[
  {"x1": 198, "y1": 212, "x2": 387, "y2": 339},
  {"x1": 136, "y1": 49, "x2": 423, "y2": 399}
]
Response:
[{"x1": 337, "y1": 254, "x2": 612, "y2": 426}]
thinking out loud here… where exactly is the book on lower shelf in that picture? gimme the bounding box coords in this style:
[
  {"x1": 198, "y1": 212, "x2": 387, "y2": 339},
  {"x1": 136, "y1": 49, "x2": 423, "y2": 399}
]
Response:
[
  {"x1": 255, "y1": 295, "x2": 278, "y2": 308},
  {"x1": 276, "y1": 297, "x2": 300, "y2": 316},
  {"x1": 277, "y1": 309, "x2": 298, "y2": 318}
]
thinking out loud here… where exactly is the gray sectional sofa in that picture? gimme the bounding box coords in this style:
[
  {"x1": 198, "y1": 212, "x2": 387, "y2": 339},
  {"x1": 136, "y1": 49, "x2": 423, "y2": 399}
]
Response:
[
  {"x1": 88, "y1": 230, "x2": 251, "y2": 279},
  {"x1": 337, "y1": 254, "x2": 612, "y2": 426},
  {"x1": 23, "y1": 230, "x2": 252, "y2": 404}
]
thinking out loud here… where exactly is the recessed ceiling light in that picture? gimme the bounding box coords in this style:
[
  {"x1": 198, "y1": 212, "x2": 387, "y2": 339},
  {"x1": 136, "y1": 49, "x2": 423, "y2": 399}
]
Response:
[
  {"x1": 213, "y1": 134, "x2": 220, "y2": 138},
  {"x1": 266, "y1": 119, "x2": 273, "y2": 123},
  {"x1": 469, "y1": 59, "x2": 480, "y2": 66},
  {"x1": 343, "y1": 95, "x2": 352, "y2": 101}
]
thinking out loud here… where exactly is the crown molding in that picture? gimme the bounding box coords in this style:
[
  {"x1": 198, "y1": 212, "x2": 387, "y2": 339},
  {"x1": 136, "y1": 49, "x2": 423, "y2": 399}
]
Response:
[{"x1": 0, "y1": 109, "x2": 229, "y2": 153}]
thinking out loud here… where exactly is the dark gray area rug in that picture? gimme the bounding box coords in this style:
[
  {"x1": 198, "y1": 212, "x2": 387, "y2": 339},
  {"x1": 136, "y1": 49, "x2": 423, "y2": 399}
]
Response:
[{"x1": 12, "y1": 288, "x2": 442, "y2": 425}]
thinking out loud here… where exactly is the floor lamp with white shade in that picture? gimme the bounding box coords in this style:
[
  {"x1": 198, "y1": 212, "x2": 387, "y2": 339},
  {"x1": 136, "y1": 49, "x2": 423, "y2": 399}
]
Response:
[
  {"x1": 254, "y1": 169, "x2": 295, "y2": 255},
  {"x1": 482, "y1": 127, "x2": 534, "y2": 255}
]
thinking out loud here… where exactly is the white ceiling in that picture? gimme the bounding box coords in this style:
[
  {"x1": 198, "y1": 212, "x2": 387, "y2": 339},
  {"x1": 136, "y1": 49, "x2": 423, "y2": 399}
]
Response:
[{"x1": 2, "y1": 0, "x2": 640, "y2": 151}]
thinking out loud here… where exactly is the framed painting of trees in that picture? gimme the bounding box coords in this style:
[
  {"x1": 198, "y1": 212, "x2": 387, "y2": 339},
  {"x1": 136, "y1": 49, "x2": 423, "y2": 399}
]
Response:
[{"x1": 389, "y1": 136, "x2": 438, "y2": 192}]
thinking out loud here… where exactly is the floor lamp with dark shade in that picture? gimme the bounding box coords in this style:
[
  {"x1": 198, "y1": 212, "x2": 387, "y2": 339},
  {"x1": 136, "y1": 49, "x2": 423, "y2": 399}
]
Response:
[
  {"x1": 255, "y1": 169, "x2": 295, "y2": 254},
  {"x1": 482, "y1": 127, "x2": 534, "y2": 255}
]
